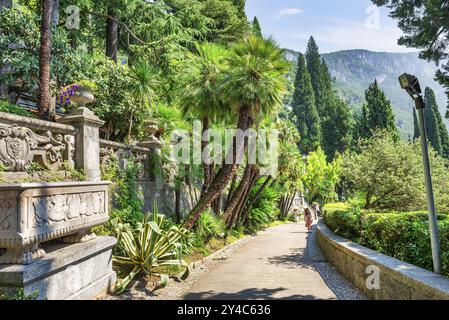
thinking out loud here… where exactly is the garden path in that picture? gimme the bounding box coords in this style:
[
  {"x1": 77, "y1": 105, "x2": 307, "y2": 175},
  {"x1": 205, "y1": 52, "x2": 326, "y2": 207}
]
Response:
[{"x1": 183, "y1": 222, "x2": 365, "y2": 300}]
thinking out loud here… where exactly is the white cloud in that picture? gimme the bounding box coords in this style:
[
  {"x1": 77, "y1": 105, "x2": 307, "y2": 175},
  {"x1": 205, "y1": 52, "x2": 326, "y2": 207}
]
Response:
[{"x1": 275, "y1": 8, "x2": 303, "y2": 19}]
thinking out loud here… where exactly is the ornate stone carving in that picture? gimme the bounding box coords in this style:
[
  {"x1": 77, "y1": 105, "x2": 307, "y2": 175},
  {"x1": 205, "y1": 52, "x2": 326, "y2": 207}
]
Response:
[
  {"x1": 0, "y1": 199, "x2": 14, "y2": 231},
  {"x1": 0, "y1": 182, "x2": 110, "y2": 264},
  {"x1": 32, "y1": 191, "x2": 105, "y2": 228},
  {"x1": 0, "y1": 124, "x2": 73, "y2": 171}
]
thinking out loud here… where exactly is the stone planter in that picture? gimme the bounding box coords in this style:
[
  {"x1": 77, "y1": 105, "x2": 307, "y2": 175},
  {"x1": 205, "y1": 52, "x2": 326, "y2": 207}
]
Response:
[{"x1": 0, "y1": 181, "x2": 110, "y2": 264}]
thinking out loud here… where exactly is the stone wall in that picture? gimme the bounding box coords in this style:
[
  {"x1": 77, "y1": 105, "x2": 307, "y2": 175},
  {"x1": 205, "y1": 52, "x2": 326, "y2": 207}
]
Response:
[{"x1": 317, "y1": 221, "x2": 449, "y2": 300}]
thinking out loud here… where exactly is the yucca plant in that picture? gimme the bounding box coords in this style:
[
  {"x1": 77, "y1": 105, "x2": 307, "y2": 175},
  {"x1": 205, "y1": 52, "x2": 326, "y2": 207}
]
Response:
[{"x1": 112, "y1": 206, "x2": 190, "y2": 294}]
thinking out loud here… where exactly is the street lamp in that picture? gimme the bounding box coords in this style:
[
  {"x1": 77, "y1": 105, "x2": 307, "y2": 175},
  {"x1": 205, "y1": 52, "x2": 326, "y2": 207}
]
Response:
[{"x1": 399, "y1": 73, "x2": 442, "y2": 274}]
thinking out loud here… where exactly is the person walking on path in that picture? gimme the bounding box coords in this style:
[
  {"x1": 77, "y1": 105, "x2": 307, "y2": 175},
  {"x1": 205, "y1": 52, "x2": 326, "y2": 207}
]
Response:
[{"x1": 304, "y1": 206, "x2": 313, "y2": 231}]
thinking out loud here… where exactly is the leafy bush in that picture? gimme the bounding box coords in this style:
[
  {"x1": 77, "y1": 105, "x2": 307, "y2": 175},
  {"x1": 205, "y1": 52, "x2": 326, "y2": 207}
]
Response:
[
  {"x1": 112, "y1": 207, "x2": 190, "y2": 294},
  {"x1": 195, "y1": 210, "x2": 225, "y2": 242},
  {"x1": 248, "y1": 187, "x2": 280, "y2": 231},
  {"x1": 342, "y1": 131, "x2": 449, "y2": 212},
  {"x1": 105, "y1": 157, "x2": 144, "y2": 227},
  {"x1": 324, "y1": 205, "x2": 449, "y2": 276},
  {"x1": 0, "y1": 100, "x2": 36, "y2": 118}
]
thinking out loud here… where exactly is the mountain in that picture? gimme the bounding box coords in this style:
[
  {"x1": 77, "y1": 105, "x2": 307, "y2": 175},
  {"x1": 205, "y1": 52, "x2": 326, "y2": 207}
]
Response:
[{"x1": 284, "y1": 49, "x2": 448, "y2": 136}]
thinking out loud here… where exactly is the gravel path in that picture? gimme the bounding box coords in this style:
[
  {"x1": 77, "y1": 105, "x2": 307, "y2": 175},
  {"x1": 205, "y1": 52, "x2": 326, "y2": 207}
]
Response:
[{"x1": 106, "y1": 222, "x2": 366, "y2": 300}]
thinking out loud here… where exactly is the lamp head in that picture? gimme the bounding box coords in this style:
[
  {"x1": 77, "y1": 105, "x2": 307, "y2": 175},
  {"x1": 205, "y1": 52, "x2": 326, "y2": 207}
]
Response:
[{"x1": 399, "y1": 73, "x2": 422, "y2": 100}]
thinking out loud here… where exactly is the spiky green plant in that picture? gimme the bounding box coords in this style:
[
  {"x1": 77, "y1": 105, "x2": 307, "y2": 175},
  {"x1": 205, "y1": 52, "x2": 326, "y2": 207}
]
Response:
[{"x1": 112, "y1": 206, "x2": 190, "y2": 294}]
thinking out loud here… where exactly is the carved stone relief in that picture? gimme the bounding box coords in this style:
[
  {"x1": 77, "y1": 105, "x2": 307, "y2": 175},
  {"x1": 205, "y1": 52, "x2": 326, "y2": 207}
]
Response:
[{"x1": 0, "y1": 124, "x2": 75, "y2": 171}]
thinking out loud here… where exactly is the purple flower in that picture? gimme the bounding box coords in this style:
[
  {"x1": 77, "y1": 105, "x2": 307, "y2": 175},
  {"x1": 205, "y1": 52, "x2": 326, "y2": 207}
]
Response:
[{"x1": 66, "y1": 98, "x2": 71, "y2": 105}]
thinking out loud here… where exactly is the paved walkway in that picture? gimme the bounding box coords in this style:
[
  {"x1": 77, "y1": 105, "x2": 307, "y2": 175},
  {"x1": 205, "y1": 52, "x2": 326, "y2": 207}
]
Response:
[{"x1": 183, "y1": 222, "x2": 365, "y2": 300}]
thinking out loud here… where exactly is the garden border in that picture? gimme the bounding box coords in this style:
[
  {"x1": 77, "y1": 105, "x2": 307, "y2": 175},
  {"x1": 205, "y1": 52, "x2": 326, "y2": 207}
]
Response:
[{"x1": 316, "y1": 221, "x2": 449, "y2": 300}]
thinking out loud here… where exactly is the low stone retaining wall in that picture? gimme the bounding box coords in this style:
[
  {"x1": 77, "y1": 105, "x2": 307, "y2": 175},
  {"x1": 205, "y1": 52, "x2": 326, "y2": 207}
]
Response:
[{"x1": 317, "y1": 221, "x2": 449, "y2": 300}]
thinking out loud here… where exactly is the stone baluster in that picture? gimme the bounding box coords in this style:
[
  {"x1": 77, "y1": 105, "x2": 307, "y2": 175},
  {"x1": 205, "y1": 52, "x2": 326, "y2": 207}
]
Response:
[{"x1": 138, "y1": 121, "x2": 164, "y2": 189}]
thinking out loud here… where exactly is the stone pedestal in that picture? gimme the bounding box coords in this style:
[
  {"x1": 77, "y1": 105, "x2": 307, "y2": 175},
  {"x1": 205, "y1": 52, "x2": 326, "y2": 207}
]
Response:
[
  {"x1": 0, "y1": 237, "x2": 116, "y2": 300},
  {"x1": 59, "y1": 107, "x2": 104, "y2": 181}
]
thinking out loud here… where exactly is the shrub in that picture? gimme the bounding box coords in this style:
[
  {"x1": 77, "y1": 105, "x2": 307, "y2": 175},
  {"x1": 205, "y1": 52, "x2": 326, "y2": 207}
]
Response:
[
  {"x1": 112, "y1": 207, "x2": 190, "y2": 294},
  {"x1": 324, "y1": 205, "x2": 449, "y2": 276},
  {"x1": 342, "y1": 131, "x2": 449, "y2": 213},
  {"x1": 195, "y1": 210, "x2": 225, "y2": 242},
  {"x1": 0, "y1": 100, "x2": 36, "y2": 118}
]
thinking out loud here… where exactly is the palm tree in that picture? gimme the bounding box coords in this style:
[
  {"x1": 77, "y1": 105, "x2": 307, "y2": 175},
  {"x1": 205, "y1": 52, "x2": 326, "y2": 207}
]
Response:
[
  {"x1": 183, "y1": 36, "x2": 289, "y2": 229},
  {"x1": 179, "y1": 43, "x2": 230, "y2": 197},
  {"x1": 128, "y1": 60, "x2": 158, "y2": 141},
  {"x1": 38, "y1": 0, "x2": 55, "y2": 119}
]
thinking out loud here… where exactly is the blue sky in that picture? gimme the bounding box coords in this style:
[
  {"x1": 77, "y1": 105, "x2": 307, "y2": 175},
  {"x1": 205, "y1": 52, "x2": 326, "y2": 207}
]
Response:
[{"x1": 246, "y1": 0, "x2": 416, "y2": 53}]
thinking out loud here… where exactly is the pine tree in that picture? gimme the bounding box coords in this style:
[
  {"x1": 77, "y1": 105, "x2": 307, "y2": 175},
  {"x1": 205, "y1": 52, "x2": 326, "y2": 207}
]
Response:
[
  {"x1": 252, "y1": 16, "x2": 262, "y2": 37},
  {"x1": 291, "y1": 53, "x2": 321, "y2": 154},
  {"x1": 364, "y1": 80, "x2": 399, "y2": 139},
  {"x1": 413, "y1": 108, "x2": 420, "y2": 140}
]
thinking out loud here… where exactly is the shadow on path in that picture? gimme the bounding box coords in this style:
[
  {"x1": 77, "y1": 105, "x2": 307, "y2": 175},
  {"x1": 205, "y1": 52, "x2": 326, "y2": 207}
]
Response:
[{"x1": 184, "y1": 287, "x2": 321, "y2": 300}]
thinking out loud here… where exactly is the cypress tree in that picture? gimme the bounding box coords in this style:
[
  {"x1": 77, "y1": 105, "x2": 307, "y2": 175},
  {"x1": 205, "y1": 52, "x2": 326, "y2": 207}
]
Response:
[
  {"x1": 305, "y1": 36, "x2": 327, "y2": 115},
  {"x1": 232, "y1": 0, "x2": 247, "y2": 19},
  {"x1": 291, "y1": 53, "x2": 321, "y2": 154},
  {"x1": 321, "y1": 97, "x2": 352, "y2": 160},
  {"x1": 424, "y1": 87, "x2": 446, "y2": 156},
  {"x1": 413, "y1": 108, "x2": 420, "y2": 140},
  {"x1": 252, "y1": 16, "x2": 262, "y2": 37},
  {"x1": 364, "y1": 80, "x2": 399, "y2": 139}
]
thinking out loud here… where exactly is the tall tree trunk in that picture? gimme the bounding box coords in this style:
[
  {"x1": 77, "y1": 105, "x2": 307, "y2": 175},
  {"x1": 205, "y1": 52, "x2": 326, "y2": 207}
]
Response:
[
  {"x1": 241, "y1": 175, "x2": 272, "y2": 223},
  {"x1": 234, "y1": 169, "x2": 259, "y2": 228},
  {"x1": 225, "y1": 171, "x2": 238, "y2": 209},
  {"x1": 106, "y1": 8, "x2": 118, "y2": 62},
  {"x1": 38, "y1": 0, "x2": 54, "y2": 120},
  {"x1": 223, "y1": 163, "x2": 254, "y2": 224},
  {"x1": 175, "y1": 183, "x2": 181, "y2": 224},
  {"x1": 182, "y1": 106, "x2": 251, "y2": 229},
  {"x1": 201, "y1": 116, "x2": 212, "y2": 197}
]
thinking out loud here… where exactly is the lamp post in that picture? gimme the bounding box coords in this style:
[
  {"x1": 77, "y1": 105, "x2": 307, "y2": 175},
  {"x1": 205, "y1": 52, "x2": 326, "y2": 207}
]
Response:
[{"x1": 399, "y1": 73, "x2": 442, "y2": 274}]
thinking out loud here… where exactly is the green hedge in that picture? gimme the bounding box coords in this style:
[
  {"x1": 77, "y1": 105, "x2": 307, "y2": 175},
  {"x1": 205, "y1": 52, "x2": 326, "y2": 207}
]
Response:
[{"x1": 323, "y1": 203, "x2": 449, "y2": 277}]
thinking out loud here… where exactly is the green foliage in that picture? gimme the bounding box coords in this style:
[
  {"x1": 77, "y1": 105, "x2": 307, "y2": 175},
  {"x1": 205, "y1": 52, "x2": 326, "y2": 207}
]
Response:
[
  {"x1": 251, "y1": 16, "x2": 262, "y2": 37},
  {"x1": 302, "y1": 148, "x2": 341, "y2": 204},
  {"x1": 0, "y1": 100, "x2": 36, "y2": 118},
  {"x1": 357, "y1": 80, "x2": 399, "y2": 140},
  {"x1": 222, "y1": 36, "x2": 290, "y2": 119},
  {"x1": 303, "y1": 37, "x2": 352, "y2": 160},
  {"x1": 324, "y1": 205, "x2": 449, "y2": 276},
  {"x1": 423, "y1": 87, "x2": 449, "y2": 159},
  {"x1": 103, "y1": 157, "x2": 144, "y2": 227},
  {"x1": 0, "y1": 6, "x2": 82, "y2": 94},
  {"x1": 0, "y1": 289, "x2": 38, "y2": 300},
  {"x1": 291, "y1": 53, "x2": 321, "y2": 154},
  {"x1": 342, "y1": 131, "x2": 449, "y2": 212},
  {"x1": 248, "y1": 186, "x2": 280, "y2": 231},
  {"x1": 25, "y1": 162, "x2": 44, "y2": 174},
  {"x1": 424, "y1": 87, "x2": 442, "y2": 154},
  {"x1": 321, "y1": 96, "x2": 352, "y2": 161},
  {"x1": 195, "y1": 210, "x2": 225, "y2": 242},
  {"x1": 112, "y1": 207, "x2": 190, "y2": 294}
]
